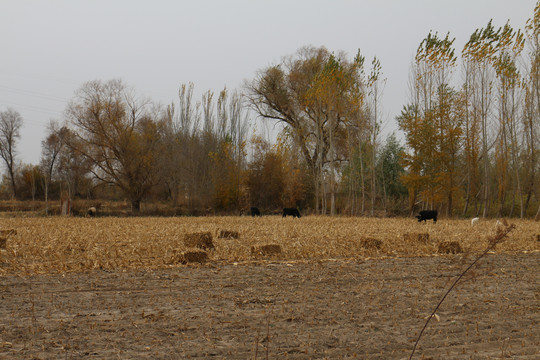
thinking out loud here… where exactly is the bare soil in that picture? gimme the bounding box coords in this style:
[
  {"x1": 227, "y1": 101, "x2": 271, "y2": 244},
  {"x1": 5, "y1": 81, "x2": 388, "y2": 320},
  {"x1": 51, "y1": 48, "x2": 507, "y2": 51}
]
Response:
[{"x1": 0, "y1": 253, "x2": 538, "y2": 359}]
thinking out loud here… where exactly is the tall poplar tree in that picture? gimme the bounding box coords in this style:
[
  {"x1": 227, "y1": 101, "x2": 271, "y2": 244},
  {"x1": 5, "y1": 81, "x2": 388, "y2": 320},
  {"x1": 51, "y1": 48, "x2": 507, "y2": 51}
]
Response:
[
  {"x1": 463, "y1": 21, "x2": 499, "y2": 217},
  {"x1": 399, "y1": 31, "x2": 460, "y2": 215},
  {"x1": 525, "y1": 2, "x2": 540, "y2": 217},
  {"x1": 491, "y1": 22, "x2": 525, "y2": 216}
]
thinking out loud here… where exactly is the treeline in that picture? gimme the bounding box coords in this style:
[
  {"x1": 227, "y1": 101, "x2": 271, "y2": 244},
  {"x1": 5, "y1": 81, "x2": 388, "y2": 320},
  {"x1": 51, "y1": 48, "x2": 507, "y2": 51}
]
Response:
[
  {"x1": 398, "y1": 8, "x2": 540, "y2": 218},
  {"x1": 0, "y1": 3, "x2": 538, "y2": 218},
  {"x1": 1, "y1": 80, "x2": 313, "y2": 215}
]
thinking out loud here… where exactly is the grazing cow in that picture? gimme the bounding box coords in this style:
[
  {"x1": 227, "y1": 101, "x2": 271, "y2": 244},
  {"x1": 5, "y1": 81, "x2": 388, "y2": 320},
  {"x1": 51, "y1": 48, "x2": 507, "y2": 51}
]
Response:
[
  {"x1": 471, "y1": 217, "x2": 479, "y2": 226},
  {"x1": 416, "y1": 210, "x2": 437, "y2": 223},
  {"x1": 283, "y1": 208, "x2": 301, "y2": 218},
  {"x1": 251, "y1": 207, "x2": 261, "y2": 217},
  {"x1": 87, "y1": 207, "x2": 97, "y2": 217}
]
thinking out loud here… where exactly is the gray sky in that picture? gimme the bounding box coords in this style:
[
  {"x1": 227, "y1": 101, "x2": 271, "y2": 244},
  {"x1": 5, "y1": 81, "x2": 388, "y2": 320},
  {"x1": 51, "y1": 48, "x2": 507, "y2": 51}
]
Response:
[{"x1": 1, "y1": 0, "x2": 536, "y2": 165}]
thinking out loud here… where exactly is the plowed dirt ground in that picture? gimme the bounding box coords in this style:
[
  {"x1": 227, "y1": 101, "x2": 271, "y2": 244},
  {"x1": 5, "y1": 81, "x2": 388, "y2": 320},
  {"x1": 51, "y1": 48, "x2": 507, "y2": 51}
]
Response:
[{"x1": 0, "y1": 253, "x2": 538, "y2": 359}]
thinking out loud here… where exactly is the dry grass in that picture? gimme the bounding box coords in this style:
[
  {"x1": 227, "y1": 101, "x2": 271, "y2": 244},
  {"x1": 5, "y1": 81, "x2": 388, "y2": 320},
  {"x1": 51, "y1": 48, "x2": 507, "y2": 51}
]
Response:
[
  {"x1": 218, "y1": 230, "x2": 240, "y2": 239},
  {"x1": 0, "y1": 216, "x2": 538, "y2": 275},
  {"x1": 0, "y1": 229, "x2": 17, "y2": 236}
]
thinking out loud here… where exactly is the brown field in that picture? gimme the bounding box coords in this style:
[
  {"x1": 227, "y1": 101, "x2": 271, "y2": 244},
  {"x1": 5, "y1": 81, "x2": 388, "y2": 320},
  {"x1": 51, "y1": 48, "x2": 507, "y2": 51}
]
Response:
[{"x1": 0, "y1": 216, "x2": 538, "y2": 359}]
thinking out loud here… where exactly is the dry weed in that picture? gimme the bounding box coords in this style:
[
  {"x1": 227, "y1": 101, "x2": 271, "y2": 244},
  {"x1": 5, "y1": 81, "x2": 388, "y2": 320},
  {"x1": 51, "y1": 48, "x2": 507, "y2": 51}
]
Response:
[{"x1": 409, "y1": 223, "x2": 517, "y2": 360}]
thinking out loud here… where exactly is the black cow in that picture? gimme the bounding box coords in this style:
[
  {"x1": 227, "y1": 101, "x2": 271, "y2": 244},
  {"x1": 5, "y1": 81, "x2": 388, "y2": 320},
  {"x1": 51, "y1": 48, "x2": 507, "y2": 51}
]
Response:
[
  {"x1": 283, "y1": 208, "x2": 301, "y2": 218},
  {"x1": 251, "y1": 207, "x2": 261, "y2": 217},
  {"x1": 416, "y1": 210, "x2": 437, "y2": 223}
]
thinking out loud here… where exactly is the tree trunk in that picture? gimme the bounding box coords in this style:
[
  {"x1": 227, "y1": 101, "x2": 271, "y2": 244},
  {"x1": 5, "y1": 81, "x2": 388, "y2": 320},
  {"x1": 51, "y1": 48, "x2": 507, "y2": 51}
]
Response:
[
  {"x1": 9, "y1": 168, "x2": 17, "y2": 199},
  {"x1": 44, "y1": 182, "x2": 49, "y2": 216},
  {"x1": 131, "y1": 199, "x2": 141, "y2": 213},
  {"x1": 31, "y1": 171, "x2": 36, "y2": 202},
  {"x1": 360, "y1": 155, "x2": 365, "y2": 214},
  {"x1": 329, "y1": 120, "x2": 336, "y2": 216},
  {"x1": 462, "y1": 185, "x2": 470, "y2": 217}
]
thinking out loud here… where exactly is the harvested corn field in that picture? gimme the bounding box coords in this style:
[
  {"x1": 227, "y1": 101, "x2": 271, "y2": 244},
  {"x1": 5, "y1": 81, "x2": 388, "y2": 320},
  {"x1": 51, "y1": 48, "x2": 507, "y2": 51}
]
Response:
[
  {"x1": 0, "y1": 216, "x2": 539, "y2": 274},
  {"x1": 0, "y1": 216, "x2": 538, "y2": 359}
]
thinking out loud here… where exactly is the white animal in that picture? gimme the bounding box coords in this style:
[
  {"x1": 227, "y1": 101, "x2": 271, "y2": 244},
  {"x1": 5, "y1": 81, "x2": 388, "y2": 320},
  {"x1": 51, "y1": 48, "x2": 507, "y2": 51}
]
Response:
[{"x1": 471, "y1": 217, "x2": 479, "y2": 226}]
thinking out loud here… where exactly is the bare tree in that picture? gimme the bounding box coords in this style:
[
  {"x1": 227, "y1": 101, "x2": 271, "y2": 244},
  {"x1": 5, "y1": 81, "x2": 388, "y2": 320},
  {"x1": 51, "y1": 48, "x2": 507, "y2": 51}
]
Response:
[
  {"x1": 57, "y1": 129, "x2": 92, "y2": 199},
  {"x1": 0, "y1": 108, "x2": 23, "y2": 199},
  {"x1": 66, "y1": 79, "x2": 164, "y2": 212},
  {"x1": 40, "y1": 120, "x2": 68, "y2": 214},
  {"x1": 161, "y1": 83, "x2": 203, "y2": 207}
]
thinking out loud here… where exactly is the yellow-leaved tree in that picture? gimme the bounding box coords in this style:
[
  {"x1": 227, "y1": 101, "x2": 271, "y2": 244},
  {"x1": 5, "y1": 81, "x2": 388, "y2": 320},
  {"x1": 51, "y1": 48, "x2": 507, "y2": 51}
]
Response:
[{"x1": 398, "y1": 31, "x2": 462, "y2": 216}]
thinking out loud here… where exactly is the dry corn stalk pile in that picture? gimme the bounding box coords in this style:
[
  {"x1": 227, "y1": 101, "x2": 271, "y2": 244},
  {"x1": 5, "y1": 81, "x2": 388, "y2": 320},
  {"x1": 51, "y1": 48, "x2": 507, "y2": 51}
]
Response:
[{"x1": 0, "y1": 216, "x2": 538, "y2": 275}]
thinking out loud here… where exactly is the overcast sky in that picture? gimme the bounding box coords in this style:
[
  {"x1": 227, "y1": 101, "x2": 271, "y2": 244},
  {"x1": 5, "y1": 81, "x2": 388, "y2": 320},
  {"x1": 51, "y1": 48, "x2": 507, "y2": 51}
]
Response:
[{"x1": 1, "y1": 0, "x2": 537, "y2": 165}]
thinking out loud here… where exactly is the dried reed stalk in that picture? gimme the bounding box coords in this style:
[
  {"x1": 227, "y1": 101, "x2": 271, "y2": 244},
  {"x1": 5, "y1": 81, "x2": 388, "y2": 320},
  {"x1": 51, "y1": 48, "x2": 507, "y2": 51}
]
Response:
[{"x1": 409, "y1": 223, "x2": 516, "y2": 360}]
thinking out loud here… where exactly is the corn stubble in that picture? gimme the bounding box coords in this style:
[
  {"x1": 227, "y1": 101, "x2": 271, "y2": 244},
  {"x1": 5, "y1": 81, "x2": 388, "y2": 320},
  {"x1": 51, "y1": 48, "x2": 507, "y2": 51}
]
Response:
[{"x1": 0, "y1": 216, "x2": 538, "y2": 275}]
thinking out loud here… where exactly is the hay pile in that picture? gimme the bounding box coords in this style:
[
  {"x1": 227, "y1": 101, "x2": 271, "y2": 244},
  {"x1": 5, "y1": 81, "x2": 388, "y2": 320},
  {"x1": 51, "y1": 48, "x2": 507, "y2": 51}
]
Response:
[
  {"x1": 166, "y1": 249, "x2": 208, "y2": 264},
  {"x1": 184, "y1": 232, "x2": 214, "y2": 250},
  {"x1": 438, "y1": 241, "x2": 463, "y2": 254},
  {"x1": 359, "y1": 237, "x2": 383, "y2": 250},
  {"x1": 0, "y1": 229, "x2": 16, "y2": 236},
  {"x1": 403, "y1": 232, "x2": 430, "y2": 244},
  {"x1": 181, "y1": 250, "x2": 208, "y2": 264},
  {"x1": 0, "y1": 229, "x2": 16, "y2": 249},
  {"x1": 251, "y1": 244, "x2": 282, "y2": 258}
]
